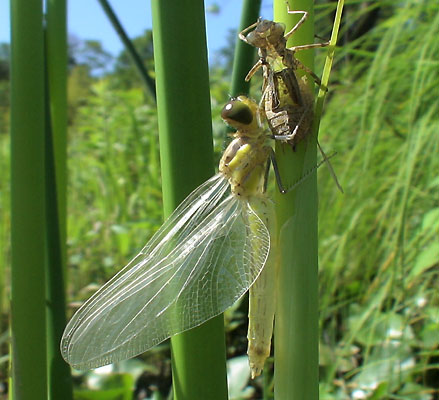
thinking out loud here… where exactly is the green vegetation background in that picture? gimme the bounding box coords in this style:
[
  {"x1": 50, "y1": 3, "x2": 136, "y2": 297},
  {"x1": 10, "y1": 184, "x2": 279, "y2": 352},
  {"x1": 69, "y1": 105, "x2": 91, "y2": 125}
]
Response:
[{"x1": 1, "y1": 0, "x2": 438, "y2": 399}]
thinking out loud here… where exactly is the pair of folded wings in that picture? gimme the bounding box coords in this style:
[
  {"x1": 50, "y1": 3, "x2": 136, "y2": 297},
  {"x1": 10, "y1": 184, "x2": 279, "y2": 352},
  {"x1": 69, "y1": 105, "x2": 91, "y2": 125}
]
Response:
[{"x1": 61, "y1": 173, "x2": 270, "y2": 370}]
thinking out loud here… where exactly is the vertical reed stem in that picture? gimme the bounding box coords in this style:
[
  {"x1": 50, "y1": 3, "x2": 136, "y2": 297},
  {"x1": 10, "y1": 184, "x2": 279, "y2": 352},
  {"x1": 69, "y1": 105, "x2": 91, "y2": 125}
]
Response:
[
  {"x1": 273, "y1": 0, "x2": 319, "y2": 398},
  {"x1": 10, "y1": 1, "x2": 48, "y2": 398},
  {"x1": 45, "y1": 0, "x2": 73, "y2": 397},
  {"x1": 230, "y1": 0, "x2": 262, "y2": 97},
  {"x1": 151, "y1": 1, "x2": 228, "y2": 398}
]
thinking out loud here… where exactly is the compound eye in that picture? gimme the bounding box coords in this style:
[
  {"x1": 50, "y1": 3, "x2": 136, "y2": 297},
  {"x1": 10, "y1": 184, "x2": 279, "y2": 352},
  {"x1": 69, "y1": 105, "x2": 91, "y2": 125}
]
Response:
[
  {"x1": 221, "y1": 100, "x2": 253, "y2": 125},
  {"x1": 272, "y1": 22, "x2": 286, "y2": 37}
]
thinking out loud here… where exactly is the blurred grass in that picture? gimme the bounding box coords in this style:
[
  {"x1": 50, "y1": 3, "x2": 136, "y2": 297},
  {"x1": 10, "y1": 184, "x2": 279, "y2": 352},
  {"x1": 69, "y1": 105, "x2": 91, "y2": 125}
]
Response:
[
  {"x1": 317, "y1": 0, "x2": 439, "y2": 397},
  {"x1": 66, "y1": 81, "x2": 162, "y2": 297},
  {"x1": 0, "y1": 0, "x2": 438, "y2": 398}
]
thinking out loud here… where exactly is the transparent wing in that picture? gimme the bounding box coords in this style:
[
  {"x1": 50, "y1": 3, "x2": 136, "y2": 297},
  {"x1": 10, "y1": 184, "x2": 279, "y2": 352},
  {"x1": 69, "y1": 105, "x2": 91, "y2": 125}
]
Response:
[{"x1": 61, "y1": 174, "x2": 270, "y2": 370}]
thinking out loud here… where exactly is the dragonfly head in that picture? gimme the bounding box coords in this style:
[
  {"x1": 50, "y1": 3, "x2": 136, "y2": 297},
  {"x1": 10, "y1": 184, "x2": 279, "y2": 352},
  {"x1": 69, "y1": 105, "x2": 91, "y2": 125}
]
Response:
[
  {"x1": 221, "y1": 96, "x2": 260, "y2": 135},
  {"x1": 246, "y1": 19, "x2": 286, "y2": 48}
]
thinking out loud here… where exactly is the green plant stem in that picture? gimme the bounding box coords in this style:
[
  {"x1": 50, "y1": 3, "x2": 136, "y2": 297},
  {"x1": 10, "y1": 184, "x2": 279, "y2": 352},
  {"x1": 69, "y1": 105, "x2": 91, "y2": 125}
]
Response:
[
  {"x1": 151, "y1": 1, "x2": 228, "y2": 399},
  {"x1": 45, "y1": 1, "x2": 73, "y2": 397},
  {"x1": 98, "y1": 0, "x2": 156, "y2": 100},
  {"x1": 10, "y1": 1, "x2": 48, "y2": 398},
  {"x1": 230, "y1": 0, "x2": 262, "y2": 97},
  {"x1": 273, "y1": 0, "x2": 319, "y2": 399},
  {"x1": 313, "y1": 0, "x2": 345, "y2": 128}
]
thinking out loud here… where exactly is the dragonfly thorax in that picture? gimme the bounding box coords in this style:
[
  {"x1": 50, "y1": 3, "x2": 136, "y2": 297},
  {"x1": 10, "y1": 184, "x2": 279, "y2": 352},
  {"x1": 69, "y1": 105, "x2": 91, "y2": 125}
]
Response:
[
  {"x1": 219, "y1": 137, "x2": 269, "y2": 198},
  {"x1": 220, "y1": 97, "x2": 269, "y2": 198}
]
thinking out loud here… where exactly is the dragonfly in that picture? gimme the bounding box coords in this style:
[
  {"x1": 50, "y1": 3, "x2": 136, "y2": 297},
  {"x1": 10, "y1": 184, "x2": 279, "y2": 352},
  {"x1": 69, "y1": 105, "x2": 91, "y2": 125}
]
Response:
[
  {"x1": 240, "y1": 7, "x2": 344, "y2": 192},
  {"x1": 61, "y1": 96, "x2": 312, "y2": 377}
]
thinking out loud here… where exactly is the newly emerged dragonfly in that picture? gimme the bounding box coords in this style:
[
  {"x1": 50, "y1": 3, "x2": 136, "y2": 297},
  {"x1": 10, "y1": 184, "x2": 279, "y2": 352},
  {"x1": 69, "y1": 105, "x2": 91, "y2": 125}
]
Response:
[
  {"x1": 240, "y1": 7, "x2": 344, "y2": 192},
  {"x1": 61, "y1": 96, "x2": 310, "y2": 377}
]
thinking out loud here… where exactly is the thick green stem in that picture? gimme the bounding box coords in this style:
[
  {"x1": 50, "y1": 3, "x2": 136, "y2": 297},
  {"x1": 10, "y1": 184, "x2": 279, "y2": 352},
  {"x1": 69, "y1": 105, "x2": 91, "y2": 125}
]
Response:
[
  {"x1": 230, "y1": 0, "x2": 262, "y2": 97},
  {"x1": 10, "y1": 0, "x2": 48, "y2": 398},
  {"x1": 151, "y1": 1, "x2": 228, "y2": 399},
  {"x1": 45, "y1": 1, "x2": 73, "y2": 397},
  {"x1": 273, "y1": 0, "x2": 319, "y2": 399},
  {"x1": 98, "y1": 0, "x2": 156, "y2": 100}
]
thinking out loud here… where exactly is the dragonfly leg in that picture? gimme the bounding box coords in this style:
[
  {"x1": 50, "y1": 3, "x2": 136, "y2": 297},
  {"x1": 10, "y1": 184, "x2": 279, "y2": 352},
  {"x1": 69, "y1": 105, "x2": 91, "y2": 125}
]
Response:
[
  {"x1": 283, "y1": 7, "x2": 308, "y2": 41},
  {"x1": 245, "y1": 59, "x2": 263, "y2": 81},
  {"x1": 288, "y1": 41, "x2": 329, "y2": 52},
  {"x1": 317, "y1": 141, "x2": 344, "y2": 193},
  {"x1": 258, "y1": 77, "x2": 271, "y2": 126},
  {"x1": 271, "y1": 123, "x2": 300, "y2": 143},
  {"x1": 270, "y1": 150, "x2": 288, "y2": 194},
  {"x1": 272, "y1": 148, "x2": 338, "y2": 194},
  {"x1": 256, "y1": 83, "x2": 270, "y2": 127}
]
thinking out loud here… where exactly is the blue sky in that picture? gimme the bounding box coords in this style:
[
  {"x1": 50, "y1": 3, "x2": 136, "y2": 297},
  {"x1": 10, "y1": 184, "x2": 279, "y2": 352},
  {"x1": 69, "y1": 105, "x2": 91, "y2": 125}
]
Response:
[{"x1": 1, "y1": 1, "x2": 273, "y2": 63}]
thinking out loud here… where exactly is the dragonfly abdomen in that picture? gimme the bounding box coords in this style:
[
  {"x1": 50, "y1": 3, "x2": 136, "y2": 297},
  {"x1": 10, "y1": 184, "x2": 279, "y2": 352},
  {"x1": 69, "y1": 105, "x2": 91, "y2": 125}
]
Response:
[{"x1": 247, "y1": 196, "x2": 276, "y2": 378}]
